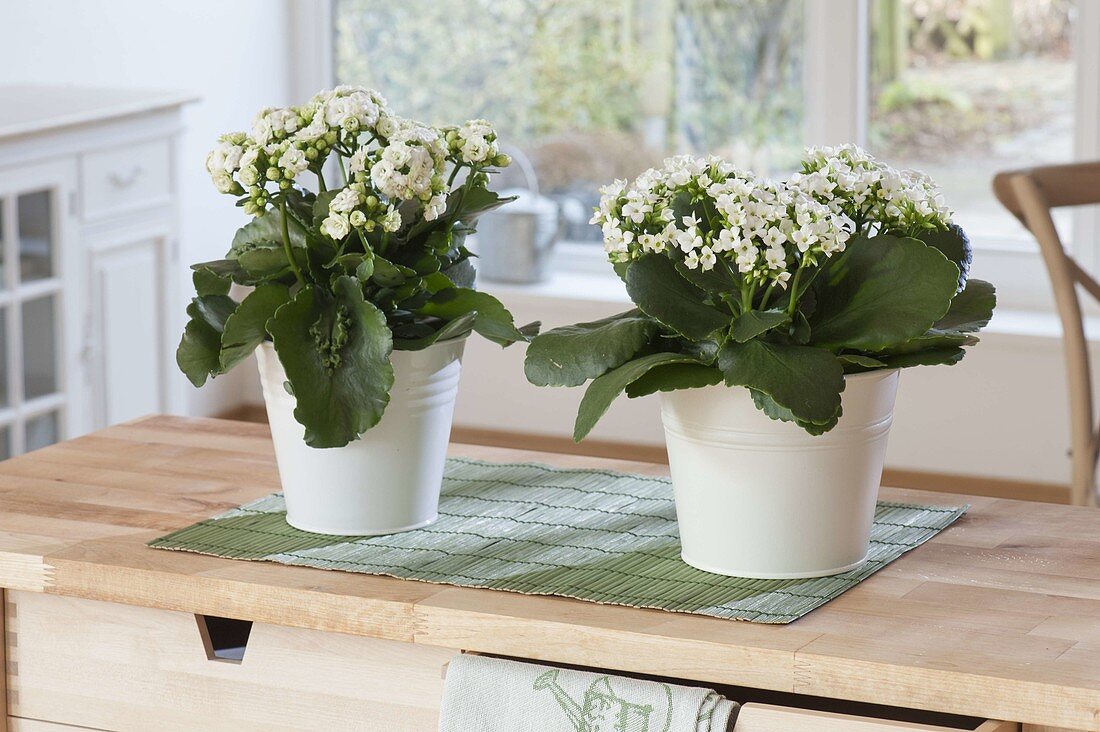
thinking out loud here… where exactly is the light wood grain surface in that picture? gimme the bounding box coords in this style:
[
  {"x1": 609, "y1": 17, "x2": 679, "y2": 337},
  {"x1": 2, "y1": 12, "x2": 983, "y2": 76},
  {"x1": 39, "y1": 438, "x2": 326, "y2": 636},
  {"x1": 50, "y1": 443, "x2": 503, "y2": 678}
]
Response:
[{"x1": 0, "y1": 416, "x2": 1096, "y2": 730}]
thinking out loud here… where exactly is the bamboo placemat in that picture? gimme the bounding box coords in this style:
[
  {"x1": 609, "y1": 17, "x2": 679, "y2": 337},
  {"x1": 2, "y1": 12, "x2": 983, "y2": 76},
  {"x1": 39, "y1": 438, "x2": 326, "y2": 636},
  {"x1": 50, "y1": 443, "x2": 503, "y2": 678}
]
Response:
[{"x1": 149, "y1": 457, "x2": 967, "y2": 624}]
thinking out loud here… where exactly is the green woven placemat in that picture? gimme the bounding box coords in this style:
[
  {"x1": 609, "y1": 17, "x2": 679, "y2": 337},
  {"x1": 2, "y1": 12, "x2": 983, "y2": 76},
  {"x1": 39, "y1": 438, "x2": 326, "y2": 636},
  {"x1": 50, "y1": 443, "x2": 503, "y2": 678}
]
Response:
[{"x1": 149, "y1": 457, "x2": 967, "y2": 624}]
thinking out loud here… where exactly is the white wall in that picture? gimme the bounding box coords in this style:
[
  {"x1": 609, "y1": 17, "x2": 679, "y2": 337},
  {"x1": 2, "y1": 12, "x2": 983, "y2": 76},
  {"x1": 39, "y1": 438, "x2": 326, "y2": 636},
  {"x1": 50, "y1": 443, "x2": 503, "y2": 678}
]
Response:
[{"x1": 0, "y1": 0, "x2": 293, "y2": 417}]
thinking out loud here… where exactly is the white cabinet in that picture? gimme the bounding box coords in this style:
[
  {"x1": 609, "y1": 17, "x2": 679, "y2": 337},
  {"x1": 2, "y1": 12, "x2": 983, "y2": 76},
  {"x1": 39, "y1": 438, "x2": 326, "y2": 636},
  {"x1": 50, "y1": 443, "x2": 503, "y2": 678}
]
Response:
[{"x1": 0, "y1": 86, "x2": 193, "y2": 453}]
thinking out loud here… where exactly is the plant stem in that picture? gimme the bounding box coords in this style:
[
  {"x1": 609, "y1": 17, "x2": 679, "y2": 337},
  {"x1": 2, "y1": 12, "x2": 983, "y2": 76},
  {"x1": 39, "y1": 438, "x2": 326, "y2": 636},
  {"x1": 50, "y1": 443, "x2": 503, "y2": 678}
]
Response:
[
  {"x1": 279, "y1": 197, "x2": 306, "y2": 287},
  {"x1": 317, "y1": 168, "x2": 327, "y2": 192},
  {"x1": 786, "y1": 261, "x2": 807, "y2": 316},
  {"x1": 759, "y1": 281, "x2": 777, "y2": 310},
  {"x1": 447, "y1": 162, "x2": 464, "y2": 189}
]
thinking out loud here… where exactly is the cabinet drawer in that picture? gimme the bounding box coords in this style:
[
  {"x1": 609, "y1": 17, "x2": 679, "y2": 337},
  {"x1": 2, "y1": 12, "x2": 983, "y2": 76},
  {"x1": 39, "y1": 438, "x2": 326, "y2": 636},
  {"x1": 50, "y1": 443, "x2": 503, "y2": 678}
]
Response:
[
  {"x1": 80, "y1": 138, "x2": 171, "y2": 218},
  {"x1": 7, "y1": 592, "x2": 457, "y2": 731},
  {"x1": 735, "y1": 704, "x2": 1016, "y2": 732},
  {"x1": 9, "y1": 718, "x2": 109, "y2": 731}
]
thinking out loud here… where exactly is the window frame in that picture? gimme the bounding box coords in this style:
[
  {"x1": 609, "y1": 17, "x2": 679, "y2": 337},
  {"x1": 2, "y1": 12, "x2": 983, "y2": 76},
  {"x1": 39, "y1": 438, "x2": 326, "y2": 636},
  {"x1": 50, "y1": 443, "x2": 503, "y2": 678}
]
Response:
[{"x1": 300, "y1": 0, "x2": 1100, "y2": 311}]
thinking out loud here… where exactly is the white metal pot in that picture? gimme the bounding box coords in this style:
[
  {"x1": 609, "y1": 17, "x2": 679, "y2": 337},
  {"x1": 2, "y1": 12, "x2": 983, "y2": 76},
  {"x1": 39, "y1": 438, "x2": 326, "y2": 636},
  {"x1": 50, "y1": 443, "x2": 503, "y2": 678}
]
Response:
[
  {"x1": 660, "y1": 369, "x2": 900, "y2": 579},
  {"x1": 255, "y1": 337, "x2": 465, "y2": 536}
]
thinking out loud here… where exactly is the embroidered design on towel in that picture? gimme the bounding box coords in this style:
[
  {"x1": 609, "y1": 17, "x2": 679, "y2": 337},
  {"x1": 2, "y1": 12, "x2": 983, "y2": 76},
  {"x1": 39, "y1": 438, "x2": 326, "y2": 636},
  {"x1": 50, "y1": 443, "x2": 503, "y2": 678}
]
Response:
[{"x1": 534, "y1": 669, "x2": 674, "y2": 732}]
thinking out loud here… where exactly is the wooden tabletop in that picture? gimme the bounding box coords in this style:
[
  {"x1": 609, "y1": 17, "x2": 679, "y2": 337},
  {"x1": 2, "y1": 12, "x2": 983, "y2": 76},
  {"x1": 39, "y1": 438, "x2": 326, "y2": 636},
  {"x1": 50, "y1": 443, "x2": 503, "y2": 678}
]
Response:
[{"x1": 0, "y1": 416, "x2": 1097, "y2": 730}]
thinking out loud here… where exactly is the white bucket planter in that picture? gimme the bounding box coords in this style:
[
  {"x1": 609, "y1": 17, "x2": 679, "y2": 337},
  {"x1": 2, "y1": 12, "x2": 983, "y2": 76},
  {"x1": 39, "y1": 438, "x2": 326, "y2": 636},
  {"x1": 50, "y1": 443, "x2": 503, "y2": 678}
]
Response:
[
  {"x1": 660, "y1": 369, "x2": 900, "y2": 579},
  {"x1": 256, "y1": 337, "x2": 465, "y2": 536}
]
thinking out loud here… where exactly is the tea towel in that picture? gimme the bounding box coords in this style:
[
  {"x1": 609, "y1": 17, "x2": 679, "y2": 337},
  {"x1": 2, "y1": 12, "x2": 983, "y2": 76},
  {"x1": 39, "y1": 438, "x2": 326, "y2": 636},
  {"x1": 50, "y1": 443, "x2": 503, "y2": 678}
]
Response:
[{"x1": 439, "y1": 654, "x2": 738, "y2": 732}]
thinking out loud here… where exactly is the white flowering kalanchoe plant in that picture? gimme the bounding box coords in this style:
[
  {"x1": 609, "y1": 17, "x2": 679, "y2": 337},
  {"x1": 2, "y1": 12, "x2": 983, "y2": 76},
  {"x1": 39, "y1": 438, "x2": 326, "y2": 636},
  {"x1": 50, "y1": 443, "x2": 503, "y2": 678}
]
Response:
[
  {"x1": 525, "y1": 147, "x2": 995, "y2": 437},
  {"x1": 180, "y1": 86, "x2": 536, "y2": 448}
]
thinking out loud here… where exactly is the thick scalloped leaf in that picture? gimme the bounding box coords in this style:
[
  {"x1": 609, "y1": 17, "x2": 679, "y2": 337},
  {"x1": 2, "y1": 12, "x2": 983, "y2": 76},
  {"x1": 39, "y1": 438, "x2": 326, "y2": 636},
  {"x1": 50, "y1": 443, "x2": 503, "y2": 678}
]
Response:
[
  {"x1": 809, "y1": 235, "x2": 959, "y2": 351},
  {"x1": 191, "y1": 295, "x2": 237, "y2": 333},
  {"x1": 525, "y1": 310, "x2": 657, "y2": 387},
  {"x1": 267, "y1": 279, "x2": 394, "y2": 448},
  {"x1": 218, "y1": 283, "x2": 290, "y2": 371},
  {"x1": 176, "y1": 310, "x2": 221, "y2": 387},
  {"x1": 193, "y1": 266, "x2": 231, "y2": 297},
  {"x1": 418, "y1": 287, "x2": 533, "y2": 346},
  {"x1": 915, "y1": 223, "x2": 972, "y2": 291},
  {"x1": 393, "y1": 311, "x2": 477, "y2": 351},
  {"x1": 934, "y1": 278, "x2": 996, "y2": 333},
  {"x1": 750, "y1": 389, "x2": 840, "y2": 436},
  {"x1": 624, "y1": 363, "x2": 722, "y2": 398},
  {"x1": 625, "y1": 255, "x2": 729, "y2": 340},
  {"x1": 880, "y1": 347, "x2": 965, "y2": 369},
  {"x1": 718, "y1": 339, "x2": 844, "y2": 426},
  {"x1": 229, "y1": 207, "x2": 307, "y2": 257},
  {"x1": 728, "y1": 309, "x2": 790, "y2": 343},
  {"x1": 574, "y1": 352, "x2": 701, "y2": 441}
]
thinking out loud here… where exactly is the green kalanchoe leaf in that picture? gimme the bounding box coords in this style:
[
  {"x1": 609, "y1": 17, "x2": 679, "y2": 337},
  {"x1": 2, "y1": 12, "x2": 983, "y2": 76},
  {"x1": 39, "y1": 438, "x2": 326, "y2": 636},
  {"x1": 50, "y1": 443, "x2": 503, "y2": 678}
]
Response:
[
  {"x1": 229, "y1": 206, "x2": 307, "y2": 256},
  {"x1": 574, "y1": 353, "x2": 703, "y2": 441},
  {"x1": 191, "y1": 295, "x2": 237, "y2": 333},
  {"x1": 441, "y1": 257, "x2": 477, "y2": 289},
  {"x1": 624, "y1": 363, "x2": 722, "y2": 398},
  {"x1": 176, "y1": 307, "x2": 222, "y2": 388},
  {"x1": 934, "y1": 278, "x2": 996, "y2": 333},
  {"x1": 392, "y1": 311, "x2": 477, "y2": 352},
  {"x1": 674, "y1": 260, "x2": 736, "y2": 293},
  {"x1": 525, "y1": 310, "x2": 657, "y2": 387},
  {"x1": 728, "y1": 309, "x2": 791, "y2": 343},
  {"x1": 419, "y1": 287, "x2": 535, "y2": 346},
  {"x1": 809, "y1": 235, "x2": 959, "y2": 352},
  {"x1": 624, "y1": 255, "x2": 728, "y2": 340},
  {"x1": 718, "y1": 340, "x2": 844, "y2": 427},
  {"x1": 914, "y1": 223, "x2": 972, "y2": 292},
  {"x1": 218, "y1": 283, "x2": 291, "y2": 372},
  {"x1": 267, "y1": 278, "x2": 394, "y2": 448},
  {"x1": 193, "y1": 266, "x2": 232, "y2": 297},
  {"x1": 880, "y1": 347, "x2": 966, "y2": 369},
  {"x1": 837, "y1": 354, "x2": 888, "y2": 371},
  {"x1": 750, "y1": 389, "x2": 840, "y2": 436},
  {"x1": 191, "y1": 259, "x2": 253, "y2": 285}
]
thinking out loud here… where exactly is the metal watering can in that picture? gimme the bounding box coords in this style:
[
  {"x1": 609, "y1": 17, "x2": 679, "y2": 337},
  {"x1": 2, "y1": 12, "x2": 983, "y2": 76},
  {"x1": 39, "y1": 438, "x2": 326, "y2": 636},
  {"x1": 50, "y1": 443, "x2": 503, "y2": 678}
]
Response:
[{"x1": 474, "y1": 147, "x2": 562, "y2": 283}]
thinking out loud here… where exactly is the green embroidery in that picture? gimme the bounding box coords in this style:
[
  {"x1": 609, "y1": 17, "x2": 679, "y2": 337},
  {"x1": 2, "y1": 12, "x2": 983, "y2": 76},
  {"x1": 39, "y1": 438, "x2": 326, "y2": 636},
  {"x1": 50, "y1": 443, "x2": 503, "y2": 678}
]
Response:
[{"x1": 534, "y1": 669, "x2": 673, "y2": 732}]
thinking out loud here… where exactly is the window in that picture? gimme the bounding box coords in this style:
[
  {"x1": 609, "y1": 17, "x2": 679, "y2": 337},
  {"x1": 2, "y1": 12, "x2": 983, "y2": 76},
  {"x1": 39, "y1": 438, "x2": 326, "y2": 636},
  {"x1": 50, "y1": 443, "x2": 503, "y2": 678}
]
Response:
[
  {"x1": 313, "y1": 0, "x2": 1099, "y2": 307},
  {"x1": 868, "y1": 0, "x2": 1077, "y2": 250},
  {"x1": 335, "y1": 0, "x2": 804, "y2": 244}
]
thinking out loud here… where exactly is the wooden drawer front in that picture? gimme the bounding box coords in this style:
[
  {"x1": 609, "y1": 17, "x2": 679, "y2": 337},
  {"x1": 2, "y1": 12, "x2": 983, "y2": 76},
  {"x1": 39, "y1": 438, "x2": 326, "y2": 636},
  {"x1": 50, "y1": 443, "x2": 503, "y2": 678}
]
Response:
[
  {"x1": 9, "y1": 718, "x2": 109, "y2": 731},
  {"x1": 80, "y1": 138, "x2": 171, "y2": 218},
  {"x1": 735, "y1": 704, "x2": 1017, "y2": 732},
  {"x1": 8, "y1": 592, "x2": 456, "y2": 731}
]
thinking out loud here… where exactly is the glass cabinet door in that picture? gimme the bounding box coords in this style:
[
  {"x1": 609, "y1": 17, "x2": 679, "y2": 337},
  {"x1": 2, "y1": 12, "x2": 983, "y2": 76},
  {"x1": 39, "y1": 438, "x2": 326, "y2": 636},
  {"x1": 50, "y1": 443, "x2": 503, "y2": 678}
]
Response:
[{"x1": 0, "y1": 177, "x2": 68, "y2": 458}]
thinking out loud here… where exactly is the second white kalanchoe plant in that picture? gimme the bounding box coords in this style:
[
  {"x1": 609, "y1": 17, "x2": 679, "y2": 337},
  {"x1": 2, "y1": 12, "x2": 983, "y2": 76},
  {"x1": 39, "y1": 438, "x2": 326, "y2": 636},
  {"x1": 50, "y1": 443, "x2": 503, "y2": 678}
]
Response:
[
  {"x1": 180, "y1": 86, "x2": 536, "y2": 448},
  {"x1": 526, "y1": 145, "x2": 995, "y2": 437}
]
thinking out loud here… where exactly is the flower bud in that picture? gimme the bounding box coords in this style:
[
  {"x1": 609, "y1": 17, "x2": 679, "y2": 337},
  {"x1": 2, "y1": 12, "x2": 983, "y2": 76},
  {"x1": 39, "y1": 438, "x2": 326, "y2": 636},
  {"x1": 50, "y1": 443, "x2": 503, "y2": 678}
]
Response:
[
  {"x1": 493, "y1": 153, "x2": 511, "y2": 168},
  {"x1": 266, "y1": 167, "x2": 281, "y2": 181}
]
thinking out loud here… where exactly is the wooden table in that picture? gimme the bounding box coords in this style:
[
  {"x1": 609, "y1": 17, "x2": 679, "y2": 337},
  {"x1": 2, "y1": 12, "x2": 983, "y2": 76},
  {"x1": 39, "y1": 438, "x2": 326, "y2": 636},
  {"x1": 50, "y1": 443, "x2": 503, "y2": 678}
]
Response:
[{"x1": 0, "y1": 416, "x2": 1095, "y2": 731}]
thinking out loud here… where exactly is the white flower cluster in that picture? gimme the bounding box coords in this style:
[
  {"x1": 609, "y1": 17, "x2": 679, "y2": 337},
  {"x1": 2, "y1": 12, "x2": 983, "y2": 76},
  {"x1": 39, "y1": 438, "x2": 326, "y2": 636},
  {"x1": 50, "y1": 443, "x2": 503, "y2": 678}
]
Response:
[
  {"x1": 319, "y1": 184, "x2": 402, "y2": 241},
  {"x1": 591, "y1": 155, "x2": 849, "y2": 289},
  {"x1": 205, "y1": 86, "x2": 510, "y2": 235},
  {"x1": 792, "y1": 144, "x2": 952, "y2": 235},
  {"x1": 444, "y1": 119, "x2": 508, "y2": 167},
  {"x1": 368, "y1": 119, "x2": 448, "y2": 207}
]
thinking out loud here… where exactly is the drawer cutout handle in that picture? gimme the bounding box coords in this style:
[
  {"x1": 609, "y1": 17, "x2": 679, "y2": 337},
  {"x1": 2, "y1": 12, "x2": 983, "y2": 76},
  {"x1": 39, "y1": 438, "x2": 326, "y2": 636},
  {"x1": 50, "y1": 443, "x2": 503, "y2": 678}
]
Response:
[
  {"x1": 108, "y1": 166, "x2": 144, "y2": 188},
  {"x1": 195, "y1": 614, "x2": 252, "y2": 664}
]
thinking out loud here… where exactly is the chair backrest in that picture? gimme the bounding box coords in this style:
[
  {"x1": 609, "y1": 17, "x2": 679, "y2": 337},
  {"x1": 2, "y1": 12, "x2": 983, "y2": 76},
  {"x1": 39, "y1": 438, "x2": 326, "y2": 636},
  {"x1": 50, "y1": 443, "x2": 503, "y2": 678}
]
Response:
[{"x1": 993, "y1": 162, "x2": 1100, "y2": 506}]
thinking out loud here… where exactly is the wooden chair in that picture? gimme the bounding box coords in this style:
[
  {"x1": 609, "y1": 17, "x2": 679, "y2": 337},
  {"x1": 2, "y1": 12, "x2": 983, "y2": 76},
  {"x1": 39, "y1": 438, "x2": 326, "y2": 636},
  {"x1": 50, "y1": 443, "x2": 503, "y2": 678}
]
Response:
[{"x1": 993, "y1": 162, "x2": 1100, "y2": 507}]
